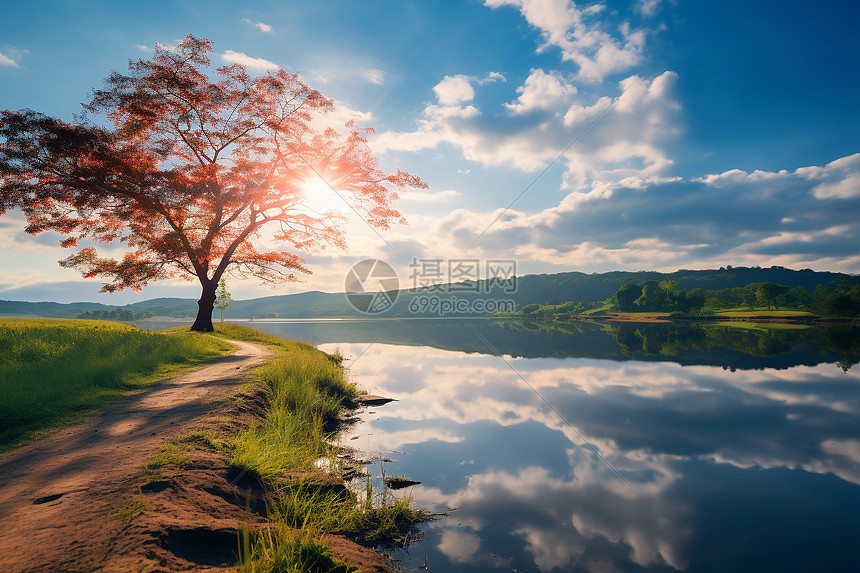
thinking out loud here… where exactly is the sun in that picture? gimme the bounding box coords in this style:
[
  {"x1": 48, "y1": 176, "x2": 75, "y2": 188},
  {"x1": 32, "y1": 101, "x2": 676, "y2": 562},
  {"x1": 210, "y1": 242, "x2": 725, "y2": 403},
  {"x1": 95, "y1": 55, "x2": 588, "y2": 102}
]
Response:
[{"x1": 298, "y1": 177, "x2": 343, "y2": 216}]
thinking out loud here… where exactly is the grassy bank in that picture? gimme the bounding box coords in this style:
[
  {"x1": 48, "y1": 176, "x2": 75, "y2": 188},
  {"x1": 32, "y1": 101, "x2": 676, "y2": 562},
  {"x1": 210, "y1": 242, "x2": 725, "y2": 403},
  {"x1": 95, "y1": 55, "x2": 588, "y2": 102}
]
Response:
[
  {"x1": 715, "y1": 321, "x2": 811, "y2": 331},
  {"x1": 207, "y1": 324, "x2": 425, "y2": 573},
  {"x1": 0, "y1": 318, "x2": 232, "y2": 452},
  {"x1": 711, "y1": 309, "x2": 817, "y2": 318}
]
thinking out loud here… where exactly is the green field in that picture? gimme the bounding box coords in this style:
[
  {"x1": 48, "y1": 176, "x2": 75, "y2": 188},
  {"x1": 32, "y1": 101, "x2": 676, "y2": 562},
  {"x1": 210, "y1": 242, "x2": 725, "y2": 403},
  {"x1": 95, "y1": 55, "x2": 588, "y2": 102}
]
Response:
[
  {"x1": 715, "y1": 321, "x2": 811, "y2": 331},
  {"x1": 582, "y1": 302, "x2": 614, "y2": 315},
  {"x1": 0, "y1": 318, "x2": 232, "y2": 452},
  {"x1": 712, "y1": 309, "x2": 816, "y2": 318}
]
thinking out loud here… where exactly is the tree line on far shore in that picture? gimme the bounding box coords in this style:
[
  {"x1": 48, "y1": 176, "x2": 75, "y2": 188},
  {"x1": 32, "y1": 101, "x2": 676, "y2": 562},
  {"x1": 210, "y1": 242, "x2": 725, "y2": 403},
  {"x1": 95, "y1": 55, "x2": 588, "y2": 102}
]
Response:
[{"x1": 517, "y1": 278, "x2": 860, "y2": 318}]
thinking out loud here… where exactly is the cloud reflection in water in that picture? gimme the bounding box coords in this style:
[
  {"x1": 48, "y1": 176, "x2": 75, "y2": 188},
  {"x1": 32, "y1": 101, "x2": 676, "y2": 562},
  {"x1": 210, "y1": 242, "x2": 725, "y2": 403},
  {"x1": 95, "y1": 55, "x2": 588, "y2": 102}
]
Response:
[{"x1": 324, "y1": 343, "x2": 860, "y2": 572}]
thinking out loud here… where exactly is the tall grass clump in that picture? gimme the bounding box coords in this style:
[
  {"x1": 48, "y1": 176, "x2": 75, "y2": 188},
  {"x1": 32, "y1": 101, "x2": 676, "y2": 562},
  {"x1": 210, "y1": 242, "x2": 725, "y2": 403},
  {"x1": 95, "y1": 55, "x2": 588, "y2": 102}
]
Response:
[
  {"x1": 0, "y1": 318, "x2": 231, "y2": 451},
  {"x1": 228, "y1": 340, "x2": 358, "y2": 482},
  {"x1": 237, "y1": 525, "x2": 357, "y2": 573},
  {"x1": 221, "y1": 324, "x2": 427, "y2": 570},
  {"x1": 272, "y1": 479, "x2": 424, "y2": 542}
]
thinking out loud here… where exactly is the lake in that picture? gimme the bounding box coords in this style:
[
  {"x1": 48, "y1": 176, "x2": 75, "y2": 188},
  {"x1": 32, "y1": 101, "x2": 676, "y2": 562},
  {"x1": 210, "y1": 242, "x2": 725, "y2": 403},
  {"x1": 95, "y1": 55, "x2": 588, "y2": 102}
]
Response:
[{"x1": 150, "y1": 317, "x2": 860, "y2": 572}]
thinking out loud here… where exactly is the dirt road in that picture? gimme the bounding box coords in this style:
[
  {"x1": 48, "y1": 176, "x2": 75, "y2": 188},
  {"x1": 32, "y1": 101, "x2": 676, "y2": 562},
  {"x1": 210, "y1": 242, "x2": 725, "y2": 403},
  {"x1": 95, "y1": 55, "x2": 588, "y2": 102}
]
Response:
[{"x1": 0, "y1": 340, "x2": 272, "y2": 573}]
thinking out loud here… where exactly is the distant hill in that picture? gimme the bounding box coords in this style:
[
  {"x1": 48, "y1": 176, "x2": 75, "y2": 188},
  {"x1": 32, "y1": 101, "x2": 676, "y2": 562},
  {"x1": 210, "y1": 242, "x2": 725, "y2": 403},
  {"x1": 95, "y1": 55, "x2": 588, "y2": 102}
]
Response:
[
  {"x1": 504, "y1": 266, "x2": 859, "y2": 306},
  {"x1": 0, "y1": 300, "x2": 116, "y2": 319},
  {"x1": 2, "y1": 266, "x2": 857, "y2": 319},
  {"x1": 124, "y1": 297, "x2": 199, "y2": 318},
  {"x1": 228, "y1": 291, "x2": 355, "y2": 318}
]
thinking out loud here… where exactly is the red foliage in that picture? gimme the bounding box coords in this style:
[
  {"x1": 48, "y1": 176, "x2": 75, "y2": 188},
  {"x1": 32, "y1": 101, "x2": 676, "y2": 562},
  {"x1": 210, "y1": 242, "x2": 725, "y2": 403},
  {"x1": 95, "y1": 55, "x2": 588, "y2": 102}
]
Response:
[{"x1": 0, "y1": 35, "x2": 425, "y2": 329}]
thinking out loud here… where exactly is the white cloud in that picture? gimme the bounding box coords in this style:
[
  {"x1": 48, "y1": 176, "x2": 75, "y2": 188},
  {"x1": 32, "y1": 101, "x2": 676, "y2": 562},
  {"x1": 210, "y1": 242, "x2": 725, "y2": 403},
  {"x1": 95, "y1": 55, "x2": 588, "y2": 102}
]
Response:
[
  {"x1": 481, "y1": 71, "x2": 507, "y2": 84},
  {"x1": 583, "y1": 3, "x2": 605, "y2": 15},
  {"x1": 807, "y1": 153, "x2": 860, "y2": 199},
  {"x1": 485, "y1": 0, "x2": 647, "y2": 82},
  {"x1": 434, "y1": 75, "x2": 476, "y2": 105},
  {"x1": 375, "y1": 70, "x2": 681, "y2": 184},
  {"x1": 0, "y1": 211, "x2": 64, "y2": 253},
  {"x1": 637, "y1": 0, "x2": 662, "y2": 16},
  {"x1": 311, "y1": 60, "x2": 387, "y2": 86},
  {"x1": 400, "y1": 189, "x2": 461, "y2": 203},
  {"x1": 813, "y1": 175, "x2": 860, "y2": 199},
  {"x1": 220, "y1": 50, "x2": 278, "y2": 71},
  {"x1": 363, "y1": 68, "x2": 385, "y2": 84},
  {"x1": 431, "y1": 72, "x2": 505, "y2": 106},
  {"x1": 506, "y1": 68, "x2": 577, "y2": 112},
  {"x1": 241, "y1": 18, "x2": 274, "y2": 33},
  {"x1": 135, "y1": 44, "x2": 154, "y2": 53},
  {"x1": 0, "y1": 45, "x2": 26, "y2": 67},
  {"x1": 426, "y1": 153, "x2": 860, "y2": 273},
  {"x1": 370, "y1": 128, "x2": 443, "y2": 153},
  {"x1": 371, "y1": 3, "x2": 672, "y2": 194}
]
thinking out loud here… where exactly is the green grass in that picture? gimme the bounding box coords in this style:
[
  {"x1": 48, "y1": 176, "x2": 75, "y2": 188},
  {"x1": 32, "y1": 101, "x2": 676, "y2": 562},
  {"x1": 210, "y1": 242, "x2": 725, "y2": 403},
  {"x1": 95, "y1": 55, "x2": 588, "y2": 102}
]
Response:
[
  {"x1": 711, "y1": 309, "x2": 816, "y2": 317},
  {"x1": 208, "y1": 324, "x2": 357, "y2": 482},
  {"x1": 142, "y1": 442, "x2": 192, "y2": 470},
  {"x1": 214, "y1": 323, "x2": 427, "y2": 571},
  {"x1": 110, "y1": 492, "x2": 145, "y2": 522},
  {"x1": 582, "y1": 302, "x2": 614, "y2": 315},
  {"x1": 0, "y1": 318, "x2": 233, "y2": 453},
  {"x1": 715, "y1": 321, "x2": 811, "y2": 331},
  {"x1": 237, "y1": 526, "x2": 357, "y2": 573},
  {"x1": 272, "y1": 479, "x2": 424, "y2": 542},
  {"x1": 230, "y1": 346, "x2": 356, "y2": 478},
  {"x1": 177, "y1": 429, "x2": 226, "y2": 451}
]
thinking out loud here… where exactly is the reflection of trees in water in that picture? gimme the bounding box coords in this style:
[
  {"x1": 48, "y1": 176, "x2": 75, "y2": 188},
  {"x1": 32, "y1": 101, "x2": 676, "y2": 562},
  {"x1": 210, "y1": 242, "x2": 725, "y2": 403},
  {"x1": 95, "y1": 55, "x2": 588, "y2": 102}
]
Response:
[
  {"x1": 704, "y1": 326, "x2": 793, "y2": 358},
  {"x1": 499, "y1": 318, "x2": 602, "y2": 336},
  {"x1": 411, "y1": 319, "x2": 860, "y2": 369},
  {"x1": 605, "y1": 322, "x2": 860, "y2": 369},
  {"x1": 257, "y1": 318, "x2": 860, "y2": 370},
  {"x1": 824, "y1": 324, "x2": 860, "y2": 372},
  {"x1": 612, "y1": 323, "x2": 711, "y2": 357}
]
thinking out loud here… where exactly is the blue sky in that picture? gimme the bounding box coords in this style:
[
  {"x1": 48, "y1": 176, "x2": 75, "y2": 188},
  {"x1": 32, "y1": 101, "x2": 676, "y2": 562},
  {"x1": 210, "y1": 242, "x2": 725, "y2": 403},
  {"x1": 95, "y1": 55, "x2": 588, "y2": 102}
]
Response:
[{"x1": 1, "y1": 0, "x2": 858, "y2": 303}]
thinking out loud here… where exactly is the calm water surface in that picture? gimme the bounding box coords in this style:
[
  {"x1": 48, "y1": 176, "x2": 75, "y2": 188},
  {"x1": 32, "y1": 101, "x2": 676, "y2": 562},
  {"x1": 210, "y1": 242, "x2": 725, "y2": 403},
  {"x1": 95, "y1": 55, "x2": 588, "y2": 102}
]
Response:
[{"x1": 150, "y1": 318, "x2": 860, "y2": 572}]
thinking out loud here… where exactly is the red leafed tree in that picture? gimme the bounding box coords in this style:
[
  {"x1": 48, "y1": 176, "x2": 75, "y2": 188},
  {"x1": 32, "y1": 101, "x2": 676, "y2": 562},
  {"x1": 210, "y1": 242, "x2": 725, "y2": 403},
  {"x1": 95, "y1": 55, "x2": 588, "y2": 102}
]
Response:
[{"x1": 0, "y1": 35, "x2": 425, "y2": 331}]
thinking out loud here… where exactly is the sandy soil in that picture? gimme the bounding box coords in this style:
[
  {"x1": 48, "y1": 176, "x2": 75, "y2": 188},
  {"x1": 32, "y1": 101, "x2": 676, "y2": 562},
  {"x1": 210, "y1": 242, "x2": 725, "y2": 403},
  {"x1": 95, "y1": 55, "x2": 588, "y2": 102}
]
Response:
[{"x1": 0, "y1": 340, "x2": 273, "y2": 573}]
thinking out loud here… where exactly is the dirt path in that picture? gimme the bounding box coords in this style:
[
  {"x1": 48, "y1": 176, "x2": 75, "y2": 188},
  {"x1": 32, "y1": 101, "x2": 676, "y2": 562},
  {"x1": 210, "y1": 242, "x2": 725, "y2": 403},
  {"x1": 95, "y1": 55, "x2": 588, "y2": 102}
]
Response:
[{"x1": 0, "y1": 340, "x2": 272, "y2": 573}]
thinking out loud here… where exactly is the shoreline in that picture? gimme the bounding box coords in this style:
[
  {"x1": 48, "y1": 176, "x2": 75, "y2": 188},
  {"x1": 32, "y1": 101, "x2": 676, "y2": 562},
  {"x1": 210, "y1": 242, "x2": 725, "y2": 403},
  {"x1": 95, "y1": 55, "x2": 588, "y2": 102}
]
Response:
[{"x1": 506, "y1": 312, "x2": 860, "y2": 325}]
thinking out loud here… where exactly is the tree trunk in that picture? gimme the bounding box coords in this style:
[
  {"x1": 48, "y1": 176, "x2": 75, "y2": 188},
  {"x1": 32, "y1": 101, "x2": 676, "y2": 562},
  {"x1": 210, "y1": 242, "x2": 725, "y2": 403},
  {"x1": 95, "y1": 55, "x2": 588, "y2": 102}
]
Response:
[{"x1": 190, "y1": 281, "x2": 217, "y2": 332}]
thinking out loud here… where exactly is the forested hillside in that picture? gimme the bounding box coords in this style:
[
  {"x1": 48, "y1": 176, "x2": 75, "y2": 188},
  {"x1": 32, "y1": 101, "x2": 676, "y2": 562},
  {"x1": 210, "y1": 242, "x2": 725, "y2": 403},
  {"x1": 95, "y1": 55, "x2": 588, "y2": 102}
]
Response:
[{"x1": 1, "y1": 266, "x2": 858, "y2": 319}]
